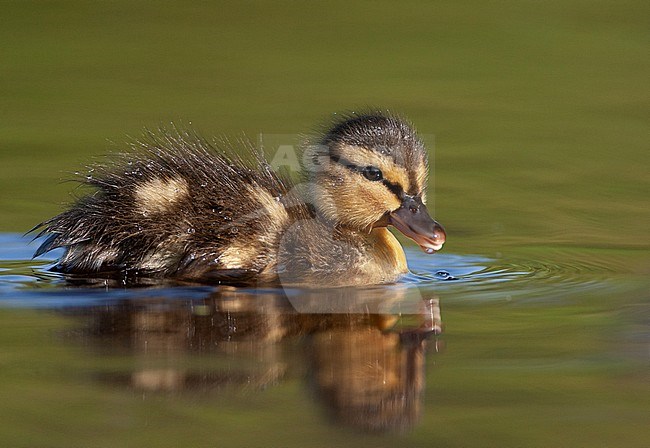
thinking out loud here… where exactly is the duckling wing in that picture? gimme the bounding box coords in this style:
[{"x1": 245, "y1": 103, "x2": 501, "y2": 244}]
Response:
[{"x1": 32, "y1": 127, "x2": 297, "y2": 283}]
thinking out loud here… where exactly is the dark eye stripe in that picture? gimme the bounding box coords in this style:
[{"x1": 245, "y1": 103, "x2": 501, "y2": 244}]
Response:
[
  {"x1": 381, "y1": 179, "x2": 403, "y2": 198},
  {"x1": 329, "y1": 154, "x2": 404, "y2": 200}
]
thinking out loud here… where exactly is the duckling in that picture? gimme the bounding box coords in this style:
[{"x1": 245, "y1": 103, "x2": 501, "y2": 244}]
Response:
[{"x1": 33, "y1": 112, "x2": 446, "y2": 287}]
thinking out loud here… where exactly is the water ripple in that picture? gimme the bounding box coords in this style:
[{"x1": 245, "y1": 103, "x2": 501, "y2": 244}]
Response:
[
  {"x1": 0, "y1": 233, "x2": 641, "y2": 307},
  {"x1": 404, "y1": 247, "x2": 631, "y2": 301}
]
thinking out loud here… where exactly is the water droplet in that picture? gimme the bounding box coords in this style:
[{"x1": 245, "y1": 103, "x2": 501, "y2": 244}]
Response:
[{"x1": 434, "y1": 270, "x2": 457, "y2": 281}]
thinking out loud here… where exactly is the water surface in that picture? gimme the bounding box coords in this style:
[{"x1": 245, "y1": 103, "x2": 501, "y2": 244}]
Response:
[{"x1": 0, "y1": 234, "x2": 647, "y2": 447}]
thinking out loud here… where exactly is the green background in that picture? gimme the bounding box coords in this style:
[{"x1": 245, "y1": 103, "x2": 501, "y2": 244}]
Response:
[{"x1": 1, "y1": 1, "x2": 647, "y2": 253}]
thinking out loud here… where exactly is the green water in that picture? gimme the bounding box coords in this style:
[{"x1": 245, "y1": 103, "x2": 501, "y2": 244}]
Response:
[{"x1": 0, "y1": 1, "x2": 648, "y2": 447}]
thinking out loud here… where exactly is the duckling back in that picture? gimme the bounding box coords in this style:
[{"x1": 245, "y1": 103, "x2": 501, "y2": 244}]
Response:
[{"x1": 34, "y1": 128, "x2": 297, "y2": 283}]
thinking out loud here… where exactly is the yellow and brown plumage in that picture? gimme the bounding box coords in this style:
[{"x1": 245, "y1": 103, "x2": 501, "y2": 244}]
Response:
[{"x1": 33, "y1": 112, "x2": 446, "y2": 286}]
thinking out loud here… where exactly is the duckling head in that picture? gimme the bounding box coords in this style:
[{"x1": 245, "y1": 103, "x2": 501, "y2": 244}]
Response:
[{"x1": 307, "y1": 112, "x2": 446, "y2": 253}]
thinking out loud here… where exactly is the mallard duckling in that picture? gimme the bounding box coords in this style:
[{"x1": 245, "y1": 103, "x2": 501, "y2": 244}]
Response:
[{"x1": 33, "y1": 112, "x2": 445, "y2": 286}]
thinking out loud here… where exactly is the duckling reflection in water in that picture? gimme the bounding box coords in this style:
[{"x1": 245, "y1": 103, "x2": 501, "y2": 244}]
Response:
[
  {"x1": 34, "y1": 112, "x2": 445, "y2": 286},
  {"x1": 83, "y1": 289, "x2": 441, "y2": 432}
]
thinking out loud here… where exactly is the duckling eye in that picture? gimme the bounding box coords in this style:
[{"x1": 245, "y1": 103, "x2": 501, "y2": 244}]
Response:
[{"x1": 362, "y1": 166, "x2": 383, "y2": 181}]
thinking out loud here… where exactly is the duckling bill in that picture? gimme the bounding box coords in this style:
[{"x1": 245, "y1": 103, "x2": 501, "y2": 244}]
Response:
[{"x1": 33, "y1": 112, "x2": 445, "y2": 286}]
